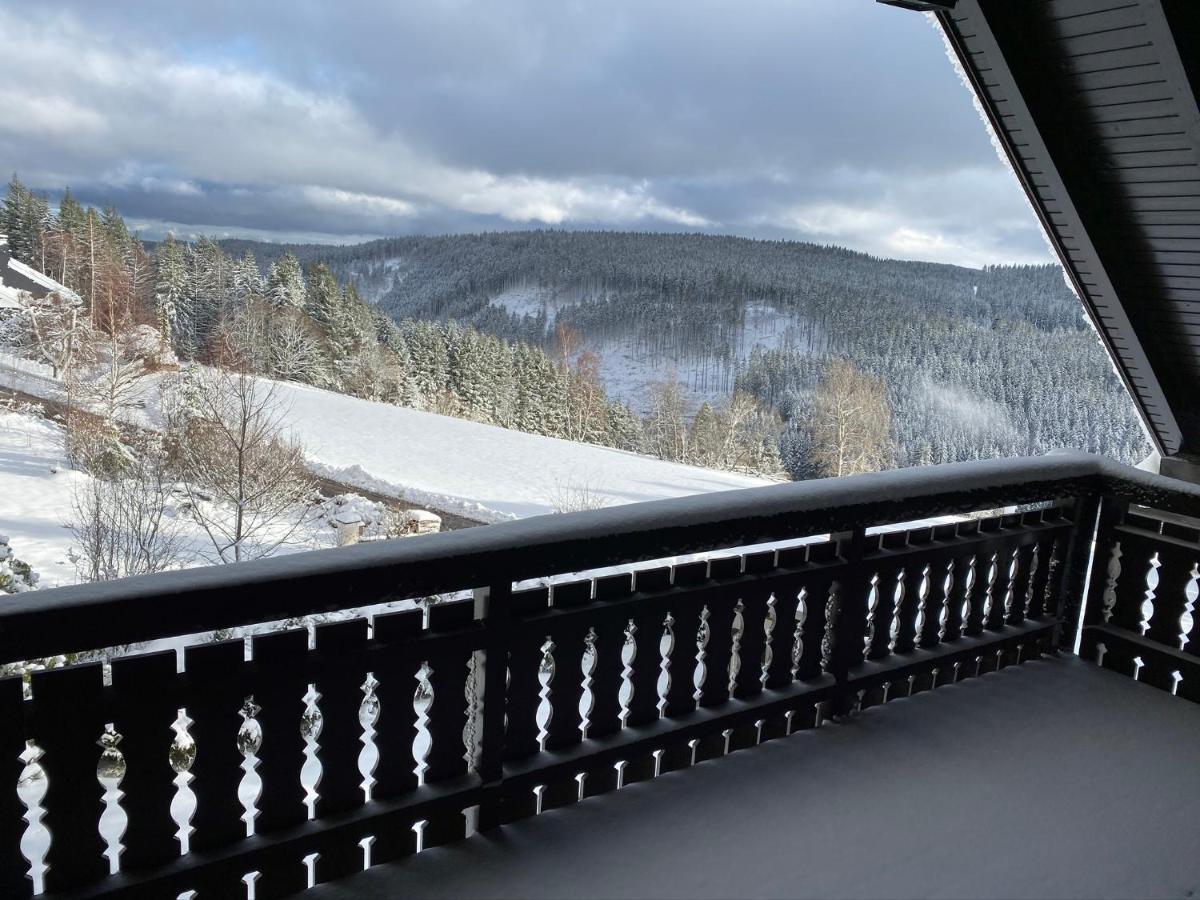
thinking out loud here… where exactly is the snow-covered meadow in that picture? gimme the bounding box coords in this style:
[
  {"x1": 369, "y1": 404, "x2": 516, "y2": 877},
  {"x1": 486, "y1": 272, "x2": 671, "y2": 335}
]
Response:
[
  {"x1": 0, "y1": 405, "x2": 404, "y2": 589},
  {"x1": 271, "y1": 379, "x2": 772, "y2": 522},
  {"x1": 0, "y1": 407, "x2": 87, "y2": 587},
  {"x1": 0, "y1": 357, "x2": 773, "y2": 590}
]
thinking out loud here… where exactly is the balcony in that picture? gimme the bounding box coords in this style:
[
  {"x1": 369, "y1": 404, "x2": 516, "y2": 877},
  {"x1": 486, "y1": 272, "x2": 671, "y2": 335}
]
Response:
[{"x1": 3, "y1": 452, "x2": 1199, "y2": 899}]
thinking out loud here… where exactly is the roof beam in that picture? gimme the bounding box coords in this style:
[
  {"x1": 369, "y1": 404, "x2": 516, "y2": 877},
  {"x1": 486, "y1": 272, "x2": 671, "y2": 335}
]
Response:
[
  {"x1": 934, "y1": 1, "x2": 1185, "y2": 458},
  {"x1": 877, "y1": 1, "x2": 958, "y2": 10}
]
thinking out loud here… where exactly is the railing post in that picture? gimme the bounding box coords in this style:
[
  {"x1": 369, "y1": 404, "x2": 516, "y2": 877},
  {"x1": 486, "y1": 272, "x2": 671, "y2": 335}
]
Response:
[
  {"x1": 475, "y1": 580, "x2": 512, "y2": 832},
  {"x1": 1054, "y1": 492, "x2": 1103, "y2": 652},
  {"x1": 829, "y1": 527, "x2": 869, "y2": 716},
  {"x1": 1075, "y1": 496, "x2": 1128, "y2": 657}
]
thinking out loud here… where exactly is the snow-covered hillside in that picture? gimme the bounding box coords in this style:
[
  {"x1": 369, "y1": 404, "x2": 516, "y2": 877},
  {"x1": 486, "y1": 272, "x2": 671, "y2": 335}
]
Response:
[
  {"x1": 0, "y1": 406, "x2": 406, "y2": 590},
  {"x1": 0, "y1": 355, "x2": 773, "y2": 527},
  {"x1": 261, "y1": 380, "x2": 773, "y2": 522}
]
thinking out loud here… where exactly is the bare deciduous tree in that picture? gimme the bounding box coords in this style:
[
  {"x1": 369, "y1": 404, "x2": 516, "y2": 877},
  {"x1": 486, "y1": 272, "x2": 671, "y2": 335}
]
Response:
[
  {"x1": 171, "y1": 367, "x2": 314, "y2": 563},
  {"x1": 687, "y1": 391, "x2": 783, "y2": 476},
  {"x1": 563, "y1": 350, "x2": 608, "y2": 443},
  {"x1": 644, "y1": 375, "x2": 689, "y2": 462},
  {"x1": 809, "y1": 358, "x2": 894, "y2": 477},
  {"x1": 19, "y1": 289, "x2": 93, "y2": 379},
  {"x1": 69, "y1": 437, "x2": 187, "y2": 582},
  {"x1": 554, "y1": 321, "x2": 583, "y2": 367},
  {"x1": 549, "y1": 473, "x2": 610, "y2": 514}
]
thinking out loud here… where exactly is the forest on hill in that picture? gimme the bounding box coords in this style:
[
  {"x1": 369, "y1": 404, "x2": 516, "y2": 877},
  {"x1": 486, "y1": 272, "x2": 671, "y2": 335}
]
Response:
[
  {"x1": 221, "y1": 230, "x2": 1152, "y2": 472},
  {"x1": 0, "y1": 181, "x2": 781, "y2": 479},
  {"x1": 3, "y1": 178, "x2": 1149, "y2": 482}
]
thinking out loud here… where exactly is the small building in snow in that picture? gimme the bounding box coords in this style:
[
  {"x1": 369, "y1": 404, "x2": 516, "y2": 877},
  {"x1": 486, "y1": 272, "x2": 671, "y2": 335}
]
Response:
[
  {"x1": 0, "y1": 233, "x2": 81, "y2": 312},
  {"x1": 334, "y1": 511, "x2": 366, "y2": 546}
]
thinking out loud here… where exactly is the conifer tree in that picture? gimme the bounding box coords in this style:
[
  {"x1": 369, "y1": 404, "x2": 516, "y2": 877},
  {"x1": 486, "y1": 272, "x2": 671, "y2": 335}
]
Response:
[
  {"x1": 267, "y1": 253, "x2": 306, "y2": 310},
  {"x1": 187, "y1": 238, "x2": 231, "y2": 356},
  {"x1": 305, "y1": 261, "x2": 342, "y2": 327},
  {"x1": 2, "y1": 175, "x2": 47, "y2": 265},
  {"x1": 154, "y1": 234, "x2": 189, "y2": 352},
  {"x1": 232, "y1": 250, "x2": 266, "y2": 305}
]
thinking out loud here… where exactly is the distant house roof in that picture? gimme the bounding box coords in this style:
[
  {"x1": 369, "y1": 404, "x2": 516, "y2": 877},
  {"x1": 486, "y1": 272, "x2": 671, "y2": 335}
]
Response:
[
  {"x1": 882, "y1": 0, "x2": 1200, "y2": 464},
  {"x1": 0, "y1": 235, "x2": 80, "y2": 308}
]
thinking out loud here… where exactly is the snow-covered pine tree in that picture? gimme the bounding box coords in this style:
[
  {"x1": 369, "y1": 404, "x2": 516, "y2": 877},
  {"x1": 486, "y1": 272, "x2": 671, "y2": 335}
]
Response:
[
  {"x1": 267, "y1": 253, "x2": 306, "y2": 310},
  {"x1": 0, "y1": 535, "x2": 37, "y2": 593},
  {"x1": 154, "y1": 234, "x2": 189, "y2": 352},
  {"x1": 446, "y1": 323, "x2": 491, "y2": 421},
  {"x1": 373, "y1": 314, "x2": 420, "y2": 406},
  {"x1": 232, "y1": 250, "x2": 266, "y2": 306},
  {"x1": 187, "y1": 238, "x2": 232, "y2": 357},
  {"x1": 687, "y1": 401, "x2": 723, "y2": 467},
  {"x1": 605, "y1": 399, "x2": 645, "y2": 453},
  {"x1": 39, "y1": 188, "x2": 88, "y2": 292},
  {"x1": 403, "y1": 320, "x2": 450, "y2": 405},
  {"x1": 100, "y1": 205, "x2": 130, "y2": 249},
  {"x1": 2, "y1": 175, "x2": 48, "y2": 265},
  {"x1": 305, "y1": 261, "x2": 341, "y2": 327}
]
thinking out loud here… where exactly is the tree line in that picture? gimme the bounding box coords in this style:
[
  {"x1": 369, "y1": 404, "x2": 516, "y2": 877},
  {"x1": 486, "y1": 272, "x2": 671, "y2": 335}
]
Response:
[
  {"x1": 232, "y1": 228, "x2": 1147, "y2": 475},
  {"x1": 1, "y1": 178, "x2": 785, "y2": 478}
]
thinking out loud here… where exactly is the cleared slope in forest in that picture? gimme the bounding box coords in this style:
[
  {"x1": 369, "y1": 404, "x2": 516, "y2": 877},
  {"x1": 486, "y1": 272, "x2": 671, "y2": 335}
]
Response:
[{"x1": 270, "y1": 379, "x2": 773, "y2": 522}]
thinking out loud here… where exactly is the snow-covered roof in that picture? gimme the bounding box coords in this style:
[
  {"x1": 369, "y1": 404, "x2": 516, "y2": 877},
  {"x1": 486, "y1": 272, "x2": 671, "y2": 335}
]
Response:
[
  {"x1": 4, "y1": 256, "x2": 79, "y2": 303},
  {"x1": 0, "y1": 240, "x2": 79, "y2": 305}
]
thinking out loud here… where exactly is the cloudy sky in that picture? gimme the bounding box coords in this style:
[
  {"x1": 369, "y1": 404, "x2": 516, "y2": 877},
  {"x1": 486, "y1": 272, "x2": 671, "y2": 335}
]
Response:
[{"x1": 0, "y1": 0, "x2": 1051, "y2": 267}]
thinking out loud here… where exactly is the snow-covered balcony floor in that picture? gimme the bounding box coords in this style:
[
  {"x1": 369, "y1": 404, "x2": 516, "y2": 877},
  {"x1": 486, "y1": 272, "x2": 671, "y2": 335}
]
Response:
[{"x1": 309, "y1": 656, "x2": 1200, "y2": 900}]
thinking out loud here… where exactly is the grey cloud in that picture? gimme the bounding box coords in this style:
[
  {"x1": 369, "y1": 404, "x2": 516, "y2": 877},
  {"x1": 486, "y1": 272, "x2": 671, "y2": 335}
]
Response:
[{"x1": 0, "y1": 0, "x2": 1050, "y2": 266}]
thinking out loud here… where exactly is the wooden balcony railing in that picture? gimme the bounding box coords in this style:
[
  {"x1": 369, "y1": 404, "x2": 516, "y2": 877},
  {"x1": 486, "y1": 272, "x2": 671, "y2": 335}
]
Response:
[{"x1": 1, "y1": 452, "x2": 1197, "y2": 899}]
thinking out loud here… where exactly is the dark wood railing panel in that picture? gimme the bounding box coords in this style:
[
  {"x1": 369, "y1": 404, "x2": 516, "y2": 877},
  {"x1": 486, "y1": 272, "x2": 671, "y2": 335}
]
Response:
[
  {"x1": 309, "y1": 619, "x2": 370, "y2": 884},
  {"x1": 249, "y1": 629, "x2": 309, "y2": 838},
  {"x1": 542, "y1": 618, "x2": 587, "y2": 752},
  {"x1": 183, "y1": 639, "x2": 250, "y2": 860},
  {"x1": 1081, "y1": 499, "x2": 1200, "y2": 699},
  {"x1": 6, "y1": 453, "x2": 1200, "y2": 898},
  {"x1": 368, "y1": 608, "x2": 422, "y2": 806},
  {"x1": 587, "y1": 615, "x2": 629, "y2": 738},
  {"x1": 108, "y1": 650, "x2": 179, "y2": 875}
]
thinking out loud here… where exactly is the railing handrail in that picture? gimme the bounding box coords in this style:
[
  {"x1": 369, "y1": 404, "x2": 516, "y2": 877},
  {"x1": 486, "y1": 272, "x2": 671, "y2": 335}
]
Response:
[{"x1": 2, "y1": 451, "x2": 1197, "y2": 666}]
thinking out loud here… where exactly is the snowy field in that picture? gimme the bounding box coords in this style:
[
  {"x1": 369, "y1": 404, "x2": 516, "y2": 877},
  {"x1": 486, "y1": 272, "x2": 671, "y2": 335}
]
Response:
[
  {"x1": 0, "y1": 408, "x2": 87, "y2": 588},
  {"x1": 264, "y1": 379, "x2": 772, "y2": 522},
  {"x1": 0, "y1": 407, "x2": 404, "y2": 590},
  {"x1": 0, "y1": 354, "x2": 773, "y2": 589}
]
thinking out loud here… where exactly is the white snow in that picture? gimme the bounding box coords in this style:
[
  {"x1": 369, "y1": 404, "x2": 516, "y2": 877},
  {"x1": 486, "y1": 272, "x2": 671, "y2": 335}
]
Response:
[
  {"x1": 271, "y1": 379, "x2": 773, "y2": 522},
  {"x1": 0, "y1": 409, "x2": 86, "y2": 588},
  {"x1": 0, "y1": 353, "x2": 774, "y2": 589},
  {"x1": 0, "y1": 406, "x2": 377, "y2": 590}
]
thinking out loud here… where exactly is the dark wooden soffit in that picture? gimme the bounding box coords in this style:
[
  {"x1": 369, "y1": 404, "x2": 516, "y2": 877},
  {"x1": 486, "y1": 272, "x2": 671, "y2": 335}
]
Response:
[{"x1": 883, "y1": 0, "x2": 1200, "y2": 460}]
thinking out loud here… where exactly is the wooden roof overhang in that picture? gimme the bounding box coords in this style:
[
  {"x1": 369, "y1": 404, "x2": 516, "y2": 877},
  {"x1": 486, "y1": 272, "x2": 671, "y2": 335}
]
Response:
[{"x1": 881, "y1": 0, "x2": 1200, "y2": 467}]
